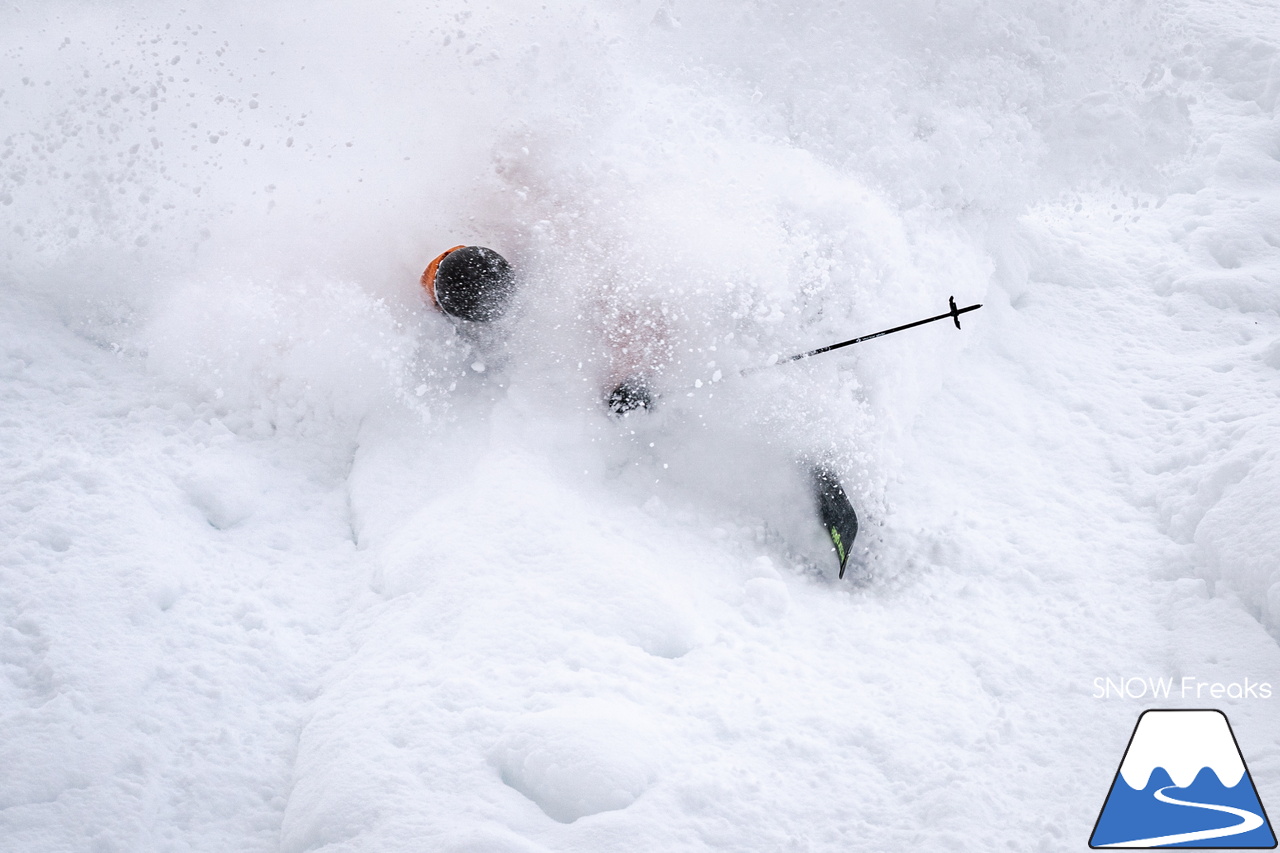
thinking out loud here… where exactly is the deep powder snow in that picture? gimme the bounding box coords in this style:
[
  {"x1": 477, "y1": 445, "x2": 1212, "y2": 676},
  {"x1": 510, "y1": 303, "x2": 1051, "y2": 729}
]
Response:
[{"x1": 2, "y1": 0, "x2": 1279, "y2": 850}]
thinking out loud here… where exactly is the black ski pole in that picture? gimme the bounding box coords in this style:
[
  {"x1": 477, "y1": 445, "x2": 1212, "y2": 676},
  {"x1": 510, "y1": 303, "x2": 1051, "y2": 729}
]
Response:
[{"x1": 745, "y1": 296, "x2": 981, "y2": 374}]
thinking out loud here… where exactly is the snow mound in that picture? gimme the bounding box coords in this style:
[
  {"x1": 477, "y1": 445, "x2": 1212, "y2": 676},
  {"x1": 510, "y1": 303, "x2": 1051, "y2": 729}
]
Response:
[
  {"x1": 490, "y1": 700, "x2": 661, "y2": 823},
  {"x1": 1196, "y1": 449, "x2": 1280, "y2": 635},
  {"x1": 437, "y1": 827, "x2": 552, "y2": 853},
  {"x1": 742, "y1": 577, "x2": 790, "y2": 625},
  {"x1": 178, "y1": 449, "x2": 264, "y2": 530},
  {"x1": 370, "y1": 448, "x2": 707, "y2": 659}
]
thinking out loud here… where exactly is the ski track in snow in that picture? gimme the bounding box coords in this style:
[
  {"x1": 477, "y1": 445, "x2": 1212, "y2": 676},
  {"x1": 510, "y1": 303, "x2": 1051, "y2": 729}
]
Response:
[{"x1": 3, "y1": 0, "x2": 1280, "y2": 851}]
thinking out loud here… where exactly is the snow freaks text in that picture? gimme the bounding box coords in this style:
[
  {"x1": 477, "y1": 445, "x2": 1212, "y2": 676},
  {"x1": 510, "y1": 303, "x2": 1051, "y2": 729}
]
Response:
[{"x1": 1092, "y1": 677, "x2": 1274, "y2": 701}]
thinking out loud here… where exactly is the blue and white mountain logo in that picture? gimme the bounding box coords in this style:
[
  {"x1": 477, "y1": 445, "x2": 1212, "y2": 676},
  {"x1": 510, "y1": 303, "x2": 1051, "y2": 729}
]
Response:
[{"x1": 1090, "y1": 709, "x2": 1276, "y2": 848}]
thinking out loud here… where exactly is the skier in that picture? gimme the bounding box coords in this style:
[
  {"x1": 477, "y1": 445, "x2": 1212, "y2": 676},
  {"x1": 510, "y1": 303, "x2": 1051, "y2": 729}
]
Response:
[
  {"x1": 421, "y1": 243, "x2": 655, "y2": 413},
  {"x1": 419, "y1": 245, "x2": 860, "y2": 575}
]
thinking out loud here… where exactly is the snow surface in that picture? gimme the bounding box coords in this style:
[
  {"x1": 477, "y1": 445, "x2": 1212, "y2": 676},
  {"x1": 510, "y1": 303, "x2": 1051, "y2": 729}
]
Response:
[{"x1": 3, "y1": 0, "x2": 1280, "y2": 850}]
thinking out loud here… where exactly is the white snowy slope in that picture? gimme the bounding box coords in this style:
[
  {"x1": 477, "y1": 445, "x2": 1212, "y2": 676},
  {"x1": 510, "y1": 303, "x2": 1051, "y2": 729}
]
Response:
[{"x1": 3, "y1": 0, "x2": 1280, "y2": 851}]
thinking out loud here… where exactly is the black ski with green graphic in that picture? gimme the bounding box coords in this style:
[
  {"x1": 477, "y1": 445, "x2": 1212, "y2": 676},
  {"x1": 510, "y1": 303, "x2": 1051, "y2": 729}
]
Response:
[{"x1": 811, "y1": 465, "x2": 859, "y2": 578}]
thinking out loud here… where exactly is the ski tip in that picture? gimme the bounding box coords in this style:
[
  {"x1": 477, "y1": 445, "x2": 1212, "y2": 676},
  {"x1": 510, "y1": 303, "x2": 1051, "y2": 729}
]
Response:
[{"x1": 811, "y1": 465, "x2": 858, "y2": 580}]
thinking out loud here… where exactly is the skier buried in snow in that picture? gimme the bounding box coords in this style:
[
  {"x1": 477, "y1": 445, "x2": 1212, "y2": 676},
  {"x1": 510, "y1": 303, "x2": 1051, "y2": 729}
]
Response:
[{"x1": 419, "y1": 245, "x2": 860, "y2": 575}]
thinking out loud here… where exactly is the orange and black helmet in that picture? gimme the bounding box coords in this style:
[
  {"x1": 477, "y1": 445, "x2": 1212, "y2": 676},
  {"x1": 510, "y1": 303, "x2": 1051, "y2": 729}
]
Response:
[{"x1": 421, "y1": 245, "x2": 515, "y2": 322}]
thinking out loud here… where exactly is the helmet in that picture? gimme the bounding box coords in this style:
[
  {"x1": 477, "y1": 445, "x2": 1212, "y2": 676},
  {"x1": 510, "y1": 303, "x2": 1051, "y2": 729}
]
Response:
[{"x1": 434, "y1": 246, "x2": 515, "y2": 322}]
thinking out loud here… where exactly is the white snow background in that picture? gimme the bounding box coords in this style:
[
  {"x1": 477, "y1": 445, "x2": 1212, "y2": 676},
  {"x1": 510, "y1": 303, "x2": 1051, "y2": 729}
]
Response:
[{"x1": 3, "y1": 0, "x2": 1280, "y2": 850}]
